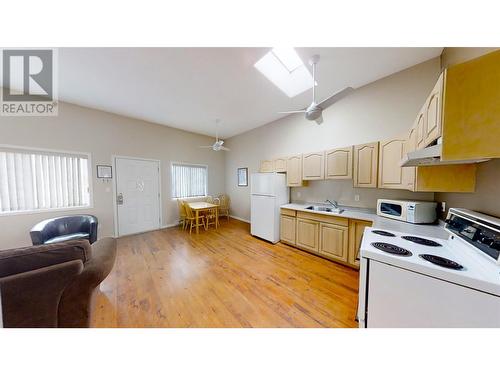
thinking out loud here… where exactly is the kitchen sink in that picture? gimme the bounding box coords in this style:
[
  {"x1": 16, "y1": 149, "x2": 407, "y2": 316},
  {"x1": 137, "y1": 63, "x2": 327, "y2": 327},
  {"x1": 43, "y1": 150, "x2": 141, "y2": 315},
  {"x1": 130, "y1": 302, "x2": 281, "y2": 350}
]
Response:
[{"x1": 305, "y1": 205, "x2": 344, "y2": 214}]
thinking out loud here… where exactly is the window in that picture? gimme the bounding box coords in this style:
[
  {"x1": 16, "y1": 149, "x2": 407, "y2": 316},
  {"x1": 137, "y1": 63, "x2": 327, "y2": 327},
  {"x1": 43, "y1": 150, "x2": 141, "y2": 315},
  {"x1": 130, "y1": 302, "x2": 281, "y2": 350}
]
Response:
[
  {"x1": 0, "y1": 146, "x2": 91, "y2": 215},
  {"x1": 171, "y1": 163, "x2": 207, "y2": 199},
  {"x1": 254, "y1": 47, "x2": 314, "y2": 97}
]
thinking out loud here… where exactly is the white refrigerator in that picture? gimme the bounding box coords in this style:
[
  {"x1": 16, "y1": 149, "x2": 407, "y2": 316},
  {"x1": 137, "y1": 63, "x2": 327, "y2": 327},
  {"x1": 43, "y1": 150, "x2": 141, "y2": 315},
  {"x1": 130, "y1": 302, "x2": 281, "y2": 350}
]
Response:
[{"x1": 250, "y1": 172, "x2": 289, "y2": 243}]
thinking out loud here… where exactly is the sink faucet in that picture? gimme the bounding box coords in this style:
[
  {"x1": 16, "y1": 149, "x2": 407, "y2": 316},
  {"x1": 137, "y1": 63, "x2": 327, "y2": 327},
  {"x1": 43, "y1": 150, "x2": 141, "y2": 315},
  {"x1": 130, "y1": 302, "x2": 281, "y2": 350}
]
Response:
[{"x1": 325, "y1": 199, "x2": 339, "y2": 209}]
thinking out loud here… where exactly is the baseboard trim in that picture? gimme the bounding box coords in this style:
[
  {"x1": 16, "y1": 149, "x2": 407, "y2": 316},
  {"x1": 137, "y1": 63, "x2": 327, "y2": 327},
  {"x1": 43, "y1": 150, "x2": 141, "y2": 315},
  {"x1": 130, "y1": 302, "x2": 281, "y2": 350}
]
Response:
[
  {"x1": 162, "y1": 223, "x2": 180, "y2": 229},
  {"x1": 229, "y1": 215, "x2": 250, "y2": 223}
]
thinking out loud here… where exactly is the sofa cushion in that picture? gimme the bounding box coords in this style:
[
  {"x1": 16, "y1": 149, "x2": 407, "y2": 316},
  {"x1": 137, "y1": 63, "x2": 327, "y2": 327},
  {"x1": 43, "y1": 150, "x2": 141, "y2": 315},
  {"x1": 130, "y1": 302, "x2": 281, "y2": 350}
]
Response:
[
  {"x1": 44, "y1": 233, "x2": 89, "y2": 244},
  {"x1": 0, "y1": 240, "x2": 92, "y2": 278}
]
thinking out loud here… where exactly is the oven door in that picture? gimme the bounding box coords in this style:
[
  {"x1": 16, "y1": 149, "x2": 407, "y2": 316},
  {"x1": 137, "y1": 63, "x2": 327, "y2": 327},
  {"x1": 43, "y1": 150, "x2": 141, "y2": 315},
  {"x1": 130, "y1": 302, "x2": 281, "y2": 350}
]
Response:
[
  {"x1": 377, "y1": 201, "x2": 407, "y2": 222},
  {"x1": 366, "y1": 260, "x2": 500, "y2": 327}
]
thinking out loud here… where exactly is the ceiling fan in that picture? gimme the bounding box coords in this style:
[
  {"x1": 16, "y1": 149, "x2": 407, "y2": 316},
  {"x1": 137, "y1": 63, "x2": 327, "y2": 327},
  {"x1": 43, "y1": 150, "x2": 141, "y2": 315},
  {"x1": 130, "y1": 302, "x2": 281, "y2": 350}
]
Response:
[
  {"x1": 279, "y1": 54, "x2": 354, "y2": 125},
  {"x1": 199, "y1": 119, "x2": 230, "y2": 151}
]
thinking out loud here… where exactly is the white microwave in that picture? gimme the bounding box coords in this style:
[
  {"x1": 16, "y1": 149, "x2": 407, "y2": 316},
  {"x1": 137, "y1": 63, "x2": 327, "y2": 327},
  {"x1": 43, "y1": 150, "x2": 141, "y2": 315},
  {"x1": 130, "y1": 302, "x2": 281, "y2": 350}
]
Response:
[{"x1": 376, "y1": 199, "x2": 437, "y2": 224}]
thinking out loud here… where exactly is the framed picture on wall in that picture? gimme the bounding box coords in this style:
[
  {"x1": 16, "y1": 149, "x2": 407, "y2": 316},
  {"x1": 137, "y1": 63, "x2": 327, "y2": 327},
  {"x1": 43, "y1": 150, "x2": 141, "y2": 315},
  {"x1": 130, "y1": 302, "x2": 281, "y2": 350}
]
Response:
[{"x1": 237, "y1": 167, "x2": 248, "y2": 187}]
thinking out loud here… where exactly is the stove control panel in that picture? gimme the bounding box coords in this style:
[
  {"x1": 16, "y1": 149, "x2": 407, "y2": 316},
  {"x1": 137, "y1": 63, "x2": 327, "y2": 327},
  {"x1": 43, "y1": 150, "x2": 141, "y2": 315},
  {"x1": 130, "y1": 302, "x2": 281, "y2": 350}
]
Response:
[{"x1": 445, "y1": 209, "x2": 500, "y2": 263}]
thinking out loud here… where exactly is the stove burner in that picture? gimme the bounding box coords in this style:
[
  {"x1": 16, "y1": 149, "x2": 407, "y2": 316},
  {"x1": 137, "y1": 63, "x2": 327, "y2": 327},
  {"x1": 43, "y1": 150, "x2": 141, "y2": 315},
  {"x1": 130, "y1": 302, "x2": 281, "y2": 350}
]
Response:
[
  {"x1": 401, "y1": 236, "x2": 442, "y2": 247},
  {"x1": 372, "y1": 230, "x2": 396, "y2": 237},
  {"x1": 371, "y1": 242, "x2": 412, "y2": 256},
  {"x1": 419, "y1": 254, "x2": 464, "y2": 270}
]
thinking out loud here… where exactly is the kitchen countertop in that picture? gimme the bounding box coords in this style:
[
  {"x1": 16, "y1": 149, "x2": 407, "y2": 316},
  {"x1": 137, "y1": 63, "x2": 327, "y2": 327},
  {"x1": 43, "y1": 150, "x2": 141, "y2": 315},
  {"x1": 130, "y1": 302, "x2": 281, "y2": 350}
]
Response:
[{"x1": 281, "y1": 203, "x2": 449, "y2": 239}]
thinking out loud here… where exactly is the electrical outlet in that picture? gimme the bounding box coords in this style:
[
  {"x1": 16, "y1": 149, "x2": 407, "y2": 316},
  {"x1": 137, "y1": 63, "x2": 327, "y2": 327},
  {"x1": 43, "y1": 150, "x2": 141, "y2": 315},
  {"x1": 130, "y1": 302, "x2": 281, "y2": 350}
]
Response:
[
  {"x1": 441, "y1": 202, "x2": 446, "y2": 212},
  {"x1": 354, "y1": 194, "x2": 360, "y2": 202},
  {"x1": 296, "y1": 191, "x2": 301, "y2": 198}
]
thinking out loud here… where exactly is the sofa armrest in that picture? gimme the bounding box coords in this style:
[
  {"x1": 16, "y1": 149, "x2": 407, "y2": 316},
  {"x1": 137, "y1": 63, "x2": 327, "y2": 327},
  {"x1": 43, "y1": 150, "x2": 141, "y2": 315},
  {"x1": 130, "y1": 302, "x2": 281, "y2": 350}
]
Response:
[
  {"x1": 88, "y1": 217, "x2": 98, "y2": 244},
  {"x1": 58, "y1": 237, "x2": 117, "y2": 328},
  {"x1": 0, "y1": 259, "x2": 84, "y2": 327},
  {"x1": 29, "y1": 218, "x2": 55, "y2": 245},
  {"x1": 0, "y1": 240, "x2": 91, "y2": 278}
]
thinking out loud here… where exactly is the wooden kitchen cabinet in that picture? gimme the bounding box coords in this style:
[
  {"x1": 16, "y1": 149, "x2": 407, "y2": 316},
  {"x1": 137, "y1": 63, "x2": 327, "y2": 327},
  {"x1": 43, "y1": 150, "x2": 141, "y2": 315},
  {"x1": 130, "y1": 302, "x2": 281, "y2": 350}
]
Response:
[
  {"x1": 280, "y1": 208, "x2": 372, "y2": 269},
  {"x1": 280, "y1": 214, "x2": 296, "y2": 245},
  {"x1": 325, "y1": 146, "x2": 353, "y2": 179},
  {"x1": 423, "y1": 72, "x2": 444, "y2": 147},
  {"x1": 348, "y1": 219, "x2": 372, "y2": 267},
  {"x1": 296, "y1": 218, "x2": 319, "y2": 253},
  {"x1": 353, "y1": 142, "x2": 379, "y2": 188},
  {"x1": 409, "y1": 51, "x2": 500, "y2": 162},
  {"x1": 378, "y1": 137, "x2": 406, "y2": 189},
  {"x1": 286, "y1": 154, "x2": 305, "y2": 187},
  {"x1": 302, "y1": 152, "x2": 324, "y2": 180},
  {"x1": 319, "y1": 222, "x2": 348, "y2": 262},
  {"x1": 414, "y1": 164, "x2": 477, "y2": 192},
  {"x1": 260, "y1": 160, "x2": 274, "y2": 172},
  {"x1": 274, "y1": 157, "x2": 287, "y2": 172},
  {"x1": 415, "y1": 72, "x2": 444, "y2": 150},
  {"x1": 402, "y1": 125, "x2": 418, "y2": 191},
  {"x1": 415, "y1": 109, "x2": 426, "y2": 150},
  {"x1": 441, "y1": 50, "x2": 500, "y2": 161}
]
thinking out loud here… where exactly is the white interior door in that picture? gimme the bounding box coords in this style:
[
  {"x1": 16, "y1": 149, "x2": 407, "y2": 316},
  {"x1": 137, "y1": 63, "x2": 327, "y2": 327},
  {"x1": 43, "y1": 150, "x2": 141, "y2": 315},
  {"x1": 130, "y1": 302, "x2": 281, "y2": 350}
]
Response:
[{"x1": 115, "y1": 157, "x2": 161, "y2": 236}]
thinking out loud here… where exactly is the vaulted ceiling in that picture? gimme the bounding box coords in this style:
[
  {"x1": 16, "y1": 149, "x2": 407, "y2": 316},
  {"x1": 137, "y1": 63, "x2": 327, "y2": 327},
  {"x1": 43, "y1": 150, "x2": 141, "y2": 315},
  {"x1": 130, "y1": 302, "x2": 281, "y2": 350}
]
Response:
[{"x1": 53, "y1": 48, "x2": 443, "y2": 138}]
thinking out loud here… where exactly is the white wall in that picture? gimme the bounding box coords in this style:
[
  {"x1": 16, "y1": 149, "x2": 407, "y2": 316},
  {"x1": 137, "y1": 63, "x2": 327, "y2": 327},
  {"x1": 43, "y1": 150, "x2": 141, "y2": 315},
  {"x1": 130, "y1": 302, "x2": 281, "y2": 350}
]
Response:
[
  {"x1": 225, "y1": 57, "x2": 441, "y2": 221},
  {"x1": 0, "y1": 102, "x2": 225, "y2": 249}
]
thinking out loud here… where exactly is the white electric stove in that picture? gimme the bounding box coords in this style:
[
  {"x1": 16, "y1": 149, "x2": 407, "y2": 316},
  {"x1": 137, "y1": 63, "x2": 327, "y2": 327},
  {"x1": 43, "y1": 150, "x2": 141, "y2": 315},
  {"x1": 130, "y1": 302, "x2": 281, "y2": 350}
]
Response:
[{"x1": 357, "y1": 208, "x2": 500, "y2": 328}]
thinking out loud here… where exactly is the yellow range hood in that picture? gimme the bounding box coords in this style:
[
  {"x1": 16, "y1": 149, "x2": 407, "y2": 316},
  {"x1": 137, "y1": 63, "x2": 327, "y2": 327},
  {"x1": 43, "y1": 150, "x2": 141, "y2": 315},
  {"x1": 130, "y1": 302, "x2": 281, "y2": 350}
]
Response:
[{"x1": 400, "y1": 141, "x2": 490, "y2": 167}]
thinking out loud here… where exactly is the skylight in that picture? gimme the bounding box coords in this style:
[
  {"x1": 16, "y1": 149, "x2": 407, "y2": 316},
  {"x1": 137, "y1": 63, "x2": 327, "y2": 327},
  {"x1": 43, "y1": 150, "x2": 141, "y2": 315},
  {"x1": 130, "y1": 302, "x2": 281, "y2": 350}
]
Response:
[{"x1": 254, "y1": 47, "x2": 313, "y2": 97}]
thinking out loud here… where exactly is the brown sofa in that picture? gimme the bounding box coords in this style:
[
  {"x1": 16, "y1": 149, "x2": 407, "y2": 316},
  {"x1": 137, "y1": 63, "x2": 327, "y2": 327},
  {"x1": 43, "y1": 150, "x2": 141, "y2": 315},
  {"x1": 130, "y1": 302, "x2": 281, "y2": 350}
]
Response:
[{"x1": 0, "y1": 237, "x2": 116, "y2": 328}]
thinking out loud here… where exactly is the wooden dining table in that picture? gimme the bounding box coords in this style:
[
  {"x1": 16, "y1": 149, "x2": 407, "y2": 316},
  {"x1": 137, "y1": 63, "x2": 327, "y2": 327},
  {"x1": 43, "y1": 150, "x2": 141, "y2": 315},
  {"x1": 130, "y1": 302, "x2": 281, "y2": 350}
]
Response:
[{"x1": 187, "y1": 202, "x2": 219, "y2": 234}]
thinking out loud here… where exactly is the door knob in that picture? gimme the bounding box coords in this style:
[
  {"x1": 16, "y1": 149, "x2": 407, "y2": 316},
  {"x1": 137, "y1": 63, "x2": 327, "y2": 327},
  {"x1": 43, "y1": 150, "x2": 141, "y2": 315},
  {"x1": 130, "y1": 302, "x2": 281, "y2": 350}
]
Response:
[{"x1": 117, "y1": 193, "x2": 124, "y2": 205}]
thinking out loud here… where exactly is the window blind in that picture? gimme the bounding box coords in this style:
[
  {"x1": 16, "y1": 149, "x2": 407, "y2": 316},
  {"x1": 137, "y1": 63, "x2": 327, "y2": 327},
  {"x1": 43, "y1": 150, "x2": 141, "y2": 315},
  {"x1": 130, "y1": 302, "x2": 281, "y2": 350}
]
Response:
[
  {"x1": 0, "y1": 147, "x2": 90, "y2": 213},
  {"x1": 171, "y1": 163, "x2": 207, "y2": 199}
]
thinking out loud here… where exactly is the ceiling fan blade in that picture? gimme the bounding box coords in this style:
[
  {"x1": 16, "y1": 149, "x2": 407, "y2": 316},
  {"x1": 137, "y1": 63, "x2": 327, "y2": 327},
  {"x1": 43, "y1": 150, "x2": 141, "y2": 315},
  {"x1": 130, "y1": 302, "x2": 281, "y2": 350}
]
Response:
[
  {"x1": 278, "y1": 110, "x2": 307, "y2": 114},
  {"x1": 220, "y1": 146, "x2": 231, "y2": 151},
  {"x1": 317, "y1": 87, "x2": 354, "y2": 110},
  {"x1": 199, "y1": 145, "x2": 214, "y2": 148},
  {"x1": 315, "y1": 114, "x2": 324, "y2": 125}
]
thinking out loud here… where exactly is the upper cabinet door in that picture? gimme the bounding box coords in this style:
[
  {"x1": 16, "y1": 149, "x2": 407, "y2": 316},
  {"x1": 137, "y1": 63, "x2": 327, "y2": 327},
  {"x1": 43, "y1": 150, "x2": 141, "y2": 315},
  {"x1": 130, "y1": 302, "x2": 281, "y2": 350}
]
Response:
[
  {"x1": 325, "y1": 146, "x2": 353, "y2": 179},
  {"x1": 402, "y1": 125, "x2": 417, "y2": 191},
  {"x1": 423, "y1": 72, "x2": 444, "y2": 147},
  {"x1": 415, "y1": 110, "x2": 426, "y2": 150},
  {"x1": 286, "y1": 154, "x2": 303, "y2": 186},
  {"x1": 302, "y1": 152, "x2": 324, "y2": 180},
  {"x1": 378, "y1": 138, "x2": 406, "y2": 189},
  {"x1": 274, "y1": 157, "x2": 287, "y2": 172},
  {"x1": 353, "y1": 142, "x2": 379, "y2": 188},
  {"x1": 260, "y1": 160, "x2": 274, "y2": 173}
]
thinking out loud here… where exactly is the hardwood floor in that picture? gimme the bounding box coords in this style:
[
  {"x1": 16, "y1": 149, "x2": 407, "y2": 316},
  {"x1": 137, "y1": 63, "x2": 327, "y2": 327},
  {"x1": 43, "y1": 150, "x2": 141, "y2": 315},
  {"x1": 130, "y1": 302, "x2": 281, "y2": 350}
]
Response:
[{"x1": 91, "y1": 219, "x2": 360, "y2": 328}]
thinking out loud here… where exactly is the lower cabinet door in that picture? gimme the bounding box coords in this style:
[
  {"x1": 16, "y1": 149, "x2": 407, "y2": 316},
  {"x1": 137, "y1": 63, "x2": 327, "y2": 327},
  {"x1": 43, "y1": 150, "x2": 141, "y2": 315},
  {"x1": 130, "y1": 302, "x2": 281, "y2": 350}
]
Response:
[
  {"x1": 319, "y1": 223, "x2": 348, "y2": 262},
  {"x1": 296, "y1": 218, "x2": 319, "y2": 252},
  {"x1": 280, "y1": 215, "x2": 296, "y2": 245}
]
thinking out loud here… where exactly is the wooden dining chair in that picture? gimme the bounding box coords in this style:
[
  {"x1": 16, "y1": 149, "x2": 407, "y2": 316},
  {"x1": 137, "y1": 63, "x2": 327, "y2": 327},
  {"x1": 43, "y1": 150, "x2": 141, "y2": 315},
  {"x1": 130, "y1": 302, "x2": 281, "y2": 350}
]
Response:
[
  {"x1": 177, "y1": 199, "x2": 187, "y2": 230},
  {"x1": 218, "y1": 194, "x2": 230, "y2": 222},
  {"x1": 205, "y1": 205, "x2": 218, "y2": 230},
  {"x1": 184, "y1": 202, "x2": 206, "y2": 234}
]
